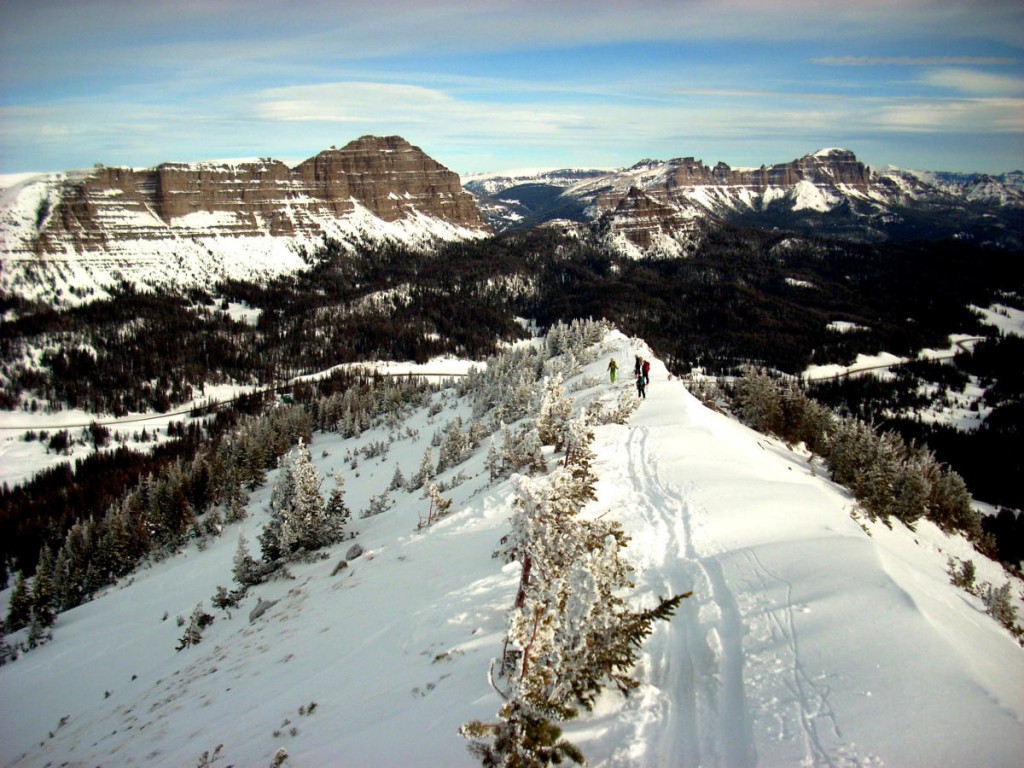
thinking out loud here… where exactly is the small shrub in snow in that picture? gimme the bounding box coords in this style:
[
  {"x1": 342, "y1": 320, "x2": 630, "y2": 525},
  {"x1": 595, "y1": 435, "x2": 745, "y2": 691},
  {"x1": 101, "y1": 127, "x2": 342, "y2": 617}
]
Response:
[
  {"x1": 417, "y1": 484, "x2": 454, "y2": 530},
  {"x1": 195, "y1": 744, "x2": 223, "y2": 767},
  {"x1": 176, "y1": 603, "x2": 214, "y2": 651},
  {"x1": 981, "y1": 582, "x2": 1019, "y2": 635},
  {"x1": 360, "y1": 492, "x2": 392, "y2": 519},
  {"x1": 947, "y1": 557, "x2": 977, "y2": 592},
  {"x1": 211, "y1": 585, "x2": 246, "y2": 612}
]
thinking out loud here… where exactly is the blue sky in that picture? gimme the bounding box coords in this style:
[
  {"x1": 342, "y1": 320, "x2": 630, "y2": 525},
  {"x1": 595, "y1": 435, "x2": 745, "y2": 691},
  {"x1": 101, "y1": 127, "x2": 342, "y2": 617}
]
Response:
[{"x1": 1, "y1": 0, "x2": 1022, "y2": 175}]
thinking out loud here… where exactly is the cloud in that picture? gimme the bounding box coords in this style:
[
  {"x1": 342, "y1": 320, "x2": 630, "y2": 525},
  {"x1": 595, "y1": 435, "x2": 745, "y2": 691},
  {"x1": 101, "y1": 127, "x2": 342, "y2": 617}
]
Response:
[
  {"x1": 875, "y1": 98, "x2": 1024, "y2": 133},
  {"x1": 814, "y1": 56, "x2": 1019, "y2": 67},
  {"x1": 920, "y1": 68, "x2": 1024, "y2": 95}
]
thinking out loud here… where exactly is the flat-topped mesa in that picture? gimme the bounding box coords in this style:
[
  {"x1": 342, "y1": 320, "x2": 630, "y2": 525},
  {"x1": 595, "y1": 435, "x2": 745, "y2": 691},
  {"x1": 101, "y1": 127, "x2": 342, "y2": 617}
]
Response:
[
  {"x1": 662, "y1": 148, "x2": 872, "y2": 194},
  {"x1": 294, "y1": 135, "x2": 484, "y2": 224},
  {"x1": 22, "y1": 135, "x2": 487, "y2": 256}
]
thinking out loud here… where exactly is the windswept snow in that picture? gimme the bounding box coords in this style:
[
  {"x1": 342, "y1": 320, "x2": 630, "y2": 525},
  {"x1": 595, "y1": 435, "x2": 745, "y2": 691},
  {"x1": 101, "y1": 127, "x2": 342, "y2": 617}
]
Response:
[{"x1": 1, "y1": 330, "x2": 1022, "y2": 767}]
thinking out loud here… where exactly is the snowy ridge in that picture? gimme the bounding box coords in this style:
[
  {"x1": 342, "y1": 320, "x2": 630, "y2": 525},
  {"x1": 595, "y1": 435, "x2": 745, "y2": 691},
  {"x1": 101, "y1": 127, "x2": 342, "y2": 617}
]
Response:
[
  {"x1": 469, "y1": 149, "x2": 1024, "y2": 255},
  {"x1": 1, "y1": 327, "x2": 1022, "y2": 767}
]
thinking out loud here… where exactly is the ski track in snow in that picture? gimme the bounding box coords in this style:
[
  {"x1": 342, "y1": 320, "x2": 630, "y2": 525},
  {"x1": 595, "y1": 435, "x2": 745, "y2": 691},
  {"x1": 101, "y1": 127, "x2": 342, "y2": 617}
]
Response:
[
  {"x1": 594, "y1": 346, "x2": 883, "y2": 768},
  {"x1": 613, "y1": 423, "x2": 756, "y2": 768}
]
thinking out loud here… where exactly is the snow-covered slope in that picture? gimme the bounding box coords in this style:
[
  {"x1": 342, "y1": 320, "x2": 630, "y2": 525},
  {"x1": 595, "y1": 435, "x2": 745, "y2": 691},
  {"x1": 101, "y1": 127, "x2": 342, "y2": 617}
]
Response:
[
  {"x1": 0, "y1": 137, "x2": 489, "y2": 304},
  {"x1": 468, "y1": 150, "x2": 1024, "y2": 255},
  {"x1": 2, "y1": 329, "x2": 1022, "y2": 767}
]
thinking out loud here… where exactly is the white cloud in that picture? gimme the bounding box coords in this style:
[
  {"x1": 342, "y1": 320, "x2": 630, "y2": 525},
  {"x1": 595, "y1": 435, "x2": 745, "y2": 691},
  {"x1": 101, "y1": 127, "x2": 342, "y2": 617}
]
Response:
[
  {"x1": 253, "y1": 81, "x2": 586, "y2": 138},
  {"x1": 920, "y1": 68, "x2": 1024, "y2": 96},
  {"x1": 815, "y1": 56, "x2": 1018, "y2": 67},
  {"x1": 875, "y1": 98, "x2": 1024, "y2": 133}
]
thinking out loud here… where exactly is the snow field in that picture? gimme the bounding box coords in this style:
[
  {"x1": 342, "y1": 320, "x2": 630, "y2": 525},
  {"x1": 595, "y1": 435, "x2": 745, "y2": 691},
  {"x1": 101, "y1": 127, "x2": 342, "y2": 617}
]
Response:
[{"x1": 1, "y1": 329, "x2": 1022, "y2": 767}]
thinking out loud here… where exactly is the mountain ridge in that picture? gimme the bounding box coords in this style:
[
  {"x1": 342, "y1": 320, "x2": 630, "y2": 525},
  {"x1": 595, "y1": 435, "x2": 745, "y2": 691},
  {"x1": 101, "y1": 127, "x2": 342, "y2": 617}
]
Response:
[
  {"x1": 466, "y1": 147, "x2": 1024, "y2": 254},
  {"x1": 1, "y1": 325, "x2": 1021, "y2": 767},
  {"x1": 3, "y1": 138, "x2": 1022, "y2": 304},
  {"x1": 0, "y1": 136, "x2": 487, "y2": 303}
]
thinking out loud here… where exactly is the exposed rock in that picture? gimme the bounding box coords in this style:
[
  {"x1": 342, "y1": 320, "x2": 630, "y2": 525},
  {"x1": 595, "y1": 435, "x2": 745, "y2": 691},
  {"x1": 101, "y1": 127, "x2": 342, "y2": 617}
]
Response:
[
  {"x1": 249, "y1": 597, "x2": 279, "y2": 624},
  {"x1": 30, "y1": 136, "x2": 485, "y2": 254},
  {"x1": 599, "y1": 186, "x2": 693, "y2": 254},
  {"x1": 1, "y1": 136, "x2": 488, "y2": 301},
  {"x1": 479, "y1": 148, "x2": 1021, "y2": 255},
  {"x1": 345, "y1": 543, "x2": 364, "y2": 561},
  {"x1": 294, "y1": 135, "x2": 484, "y2": 225}
]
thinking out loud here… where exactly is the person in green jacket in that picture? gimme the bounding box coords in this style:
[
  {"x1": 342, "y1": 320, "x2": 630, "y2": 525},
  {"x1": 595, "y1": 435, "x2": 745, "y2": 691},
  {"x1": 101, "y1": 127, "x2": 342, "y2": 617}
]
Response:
[{"x1": 608, "y1": 358, "x2": 618, "y2": 383}]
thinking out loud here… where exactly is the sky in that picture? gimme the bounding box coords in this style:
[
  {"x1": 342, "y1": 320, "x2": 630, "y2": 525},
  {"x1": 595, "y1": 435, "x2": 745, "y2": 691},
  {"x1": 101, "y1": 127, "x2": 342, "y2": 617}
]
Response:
[{"x1": 1, "y1": 0, "x2": 1022, "y2": 175}]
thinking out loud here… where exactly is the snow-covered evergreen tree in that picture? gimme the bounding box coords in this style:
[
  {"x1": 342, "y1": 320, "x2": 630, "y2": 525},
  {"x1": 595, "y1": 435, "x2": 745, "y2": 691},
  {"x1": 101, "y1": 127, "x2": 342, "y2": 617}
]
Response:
[
  {"x1": 232, "y1": 533, "x2": 263, "y2": 588},
  {"x1": 733, "y1": 370, "x2": 784, "y2": 435},
  {"x1": 466, "y1": 419, "x2": 686, "y2": 766},
  {"x1": 279, "y1": 439, "x2": 328, "y2": 554},
  {"x1": 260, "y1": 440, "x2": 346, "y2": 563},
  {"x1": 5, "y1": 570, "x2": 32, "y2": 632},
  {"x1": 321, "y1": 472, "x2": 351, "y2": 545},
  {"x1": 388, "y1": 462, "x2": 406, "y2": 491},
  {"x1": 407, "y1": 447, "x2": 436, "y2": 491},
  {"x1": 537, "y1": 375, "x2": 573, "y2": 450}
]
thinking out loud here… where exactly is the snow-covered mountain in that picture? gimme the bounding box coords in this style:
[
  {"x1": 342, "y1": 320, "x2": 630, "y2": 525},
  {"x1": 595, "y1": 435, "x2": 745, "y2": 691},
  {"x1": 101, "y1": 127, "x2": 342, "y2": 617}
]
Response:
[
  {"x1": 2, "y1": 326, "x2": 1021, "y2": 767},
  {"x1": 0, "y1": 136, "x2": 488, "y2": 304},
  {"x1": 467, "y1": 149, "x2": 1024, "y2": 257}
]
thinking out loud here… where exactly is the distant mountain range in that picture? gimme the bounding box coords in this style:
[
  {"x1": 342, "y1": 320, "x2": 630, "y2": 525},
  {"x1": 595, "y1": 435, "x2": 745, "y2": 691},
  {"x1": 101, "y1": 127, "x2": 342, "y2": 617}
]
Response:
[
  {"x1": 465, "y1": 149, "x2": 1024, "y2": 256},
  {"x1": 1, "y1": 137, "x2": 1021, "y2": 303}
]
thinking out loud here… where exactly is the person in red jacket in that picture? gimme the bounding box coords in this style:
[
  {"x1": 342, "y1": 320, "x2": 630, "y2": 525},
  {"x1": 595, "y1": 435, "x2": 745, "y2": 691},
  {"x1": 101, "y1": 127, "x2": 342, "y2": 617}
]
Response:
[{"x1": 642, "y1": 359, "x2": 651, "y2": 385}]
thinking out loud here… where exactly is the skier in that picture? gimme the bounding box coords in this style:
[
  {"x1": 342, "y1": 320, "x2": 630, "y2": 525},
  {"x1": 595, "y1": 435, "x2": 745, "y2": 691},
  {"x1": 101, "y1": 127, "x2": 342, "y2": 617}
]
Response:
[
  {"x1": 636, "y1": 371, "x2": 646, "y2": 399},
  {"x1": 634, "y1": 355, "x2": 643, "y2": 378},
  {"x1": 608, "y1": 358, "x2": 618, "y2": 383},
  {"x1": 642, "y1": 359, "x2": 651, "y2": 385}
]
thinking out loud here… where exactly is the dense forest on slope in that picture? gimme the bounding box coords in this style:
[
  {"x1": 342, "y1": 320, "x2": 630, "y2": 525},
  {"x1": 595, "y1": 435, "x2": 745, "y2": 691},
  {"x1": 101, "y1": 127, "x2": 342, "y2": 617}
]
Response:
[
  {"x1": 1, "y1": 225, "x2": 1021, "y2": 575},
  {"x1": 3, "y1": 227, "x2": 1019, "y2": 415}
]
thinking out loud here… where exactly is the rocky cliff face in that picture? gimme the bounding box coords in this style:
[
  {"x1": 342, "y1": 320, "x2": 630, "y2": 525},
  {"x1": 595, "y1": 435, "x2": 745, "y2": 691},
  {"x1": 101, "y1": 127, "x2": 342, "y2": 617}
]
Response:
[
  {"x1": 470, "y1": 148, "x2": 1022, "y2": 255},
  {"x1": 22, "y1": 135, "x2": 485, "y2": 256},
  {"x1": 1, "y1": 136, "x2": 488, "y2": 301}
]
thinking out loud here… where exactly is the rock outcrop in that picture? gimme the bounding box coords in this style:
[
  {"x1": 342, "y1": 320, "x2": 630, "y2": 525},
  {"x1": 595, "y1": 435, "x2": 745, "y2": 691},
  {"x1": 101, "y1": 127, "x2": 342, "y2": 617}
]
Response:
[
  {"x1": 23, "y1": 135, "x2": 485, "y2": 256},
  {"x1": 471, "y1": 148, "x2": 1021, "y2": 255},
  {"x1": 1, "y1": 136, "x2": 488, "y2": 300}
]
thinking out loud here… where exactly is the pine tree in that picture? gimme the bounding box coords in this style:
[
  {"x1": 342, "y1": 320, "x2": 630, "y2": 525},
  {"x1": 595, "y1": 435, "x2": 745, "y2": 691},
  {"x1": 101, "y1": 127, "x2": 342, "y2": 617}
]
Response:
[
  {"x1": 260, "y1": 451, "x2": 297, "y2": 563},
  {"x1": 279, "y1": 439, "x2": 331, "y2": 554},
  {"x1": 324, "y1": 472, "x2": 351, "y2": 544},
  {"x1": 232, "y1": 533, "x2": 263, "y2": 587},
  {"x1": 5, "y1": 570, "x2": 32, "y2": 632},
  {"x1": 537, "y1": 375, "x2": 573, "y2": 450},
  {"x1": 388, "y1": 463, "x2": 406, "y2": 491},
  {"x1": 408, "y1": 447, "x2": 435, "y2": 491},
  {"x1": 223, "y1": 468, "x2": 249, "y2": 523},
  {"x1": 30, "y1": 546, "x2": 57, "y2": 631},
  {"x1": 466, "y1": 418, "x2": 687, "y2": 766},
  {"x1": 486, "y1": 435, "x2": 505, "y2": 482}
]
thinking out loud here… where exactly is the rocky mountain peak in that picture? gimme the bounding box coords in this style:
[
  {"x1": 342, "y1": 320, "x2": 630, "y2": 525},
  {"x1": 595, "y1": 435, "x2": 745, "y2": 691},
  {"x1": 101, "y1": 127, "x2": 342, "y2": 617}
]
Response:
[{"x1": 1, "y1": 135, "x2": 489, "y2": 301}]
